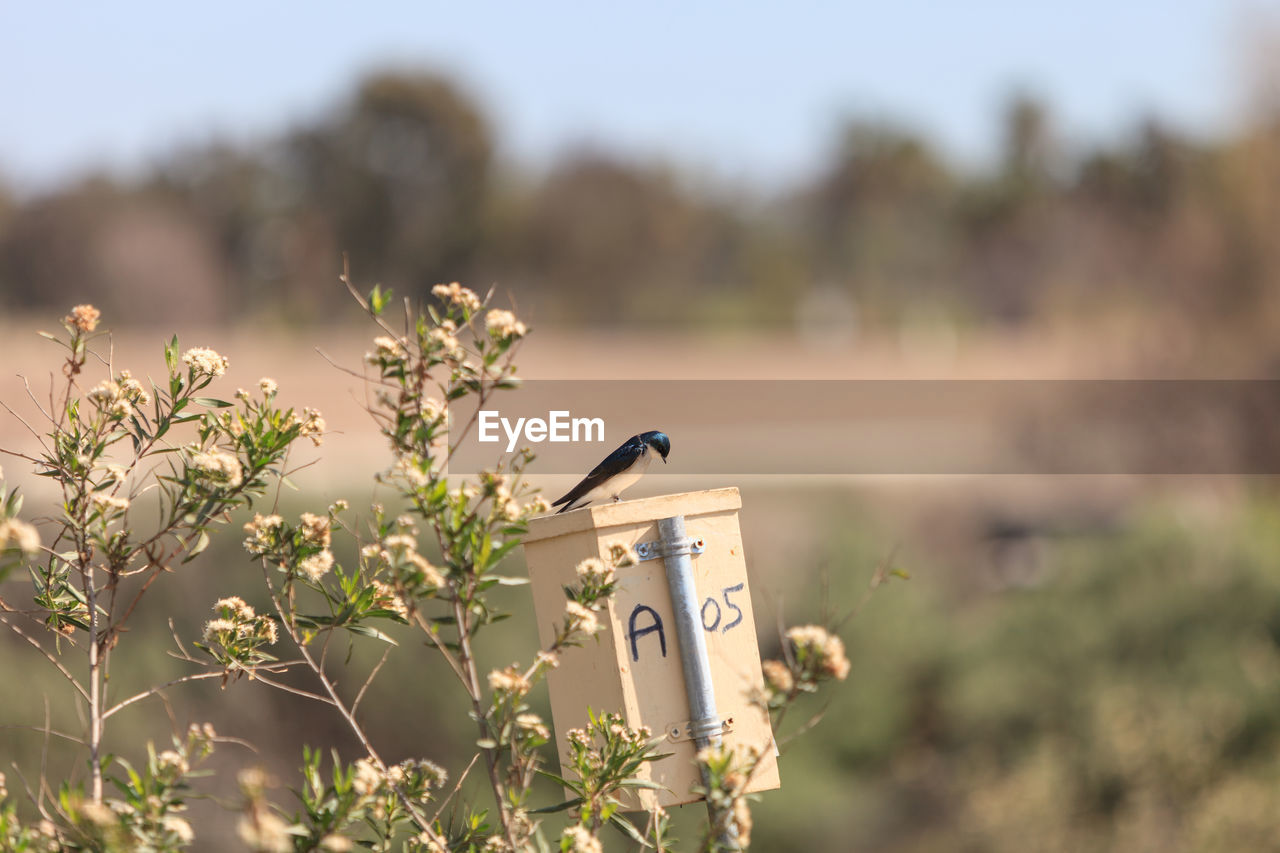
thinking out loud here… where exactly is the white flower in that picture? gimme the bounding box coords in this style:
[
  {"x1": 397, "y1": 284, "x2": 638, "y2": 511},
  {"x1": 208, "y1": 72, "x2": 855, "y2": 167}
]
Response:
[
  {"x1": 431, "y1": 282, "x2": 482, "y2": 312},
  {"x1": 189, "y1": 449, "x2": 243, "y2": 489},
  {"x1": 299, "y1": 512, "x2": 331, "y2": 547},
  {"x1": 351, "y1": 758, "x2": 384, "y2": 796},
  {"x1": 487, "y1": 666, "x2": 531, "y2": 695},
  {"x1": 182, "y1": 347, "x2": 229, "y2": 377},
  {"x1": 259, "y1": 377, "x2": 278, "y2": 395},
  {"x1": 64, "y1": 304, "x2": 100, "y2": 333},
  {"x1": 91, "y1": 493, "x2": 130, "y2": 513},
  {"x1": 561, "y1": 825, "x2": 603, "y2": 853},
  {"x1": 156, "y1": 749, "x2": 189, "y2": 776},
  {"x1": 238, "y1": 810, "x2": 292, "y2": 853},
  {"x1": 215, "y1": 596, "x2": 255, "y2": 619},
  {"x1": 575, "y1": 557, "x2": 613, "y2": 584},
  {"x1": 87, "y1": 380, "x2": 122, "y2": 407},
  {"x1": 565, "y1": 601, "x2": 602, "y2": 635},
  {"x1": 203, "y1": 618, "x2": 237, "y2": 641},
  {"x1": 383, "y1": 533, "x2": 417, "y2": 552},
  {"x1": 298, "y1": 551, "x2": 335, "y2": 581},
  {"x1": 0, "y1": 518, "x2": 41, "y2": 554},
  {"x1": 373, "y1": 336, "x2": 406, "y2": 359},
  {"x1": 298, "y1": 407, "x2": 325, "y2": 446},
  {"x1": 164, "y1": 815, "x2": 194, "y2": 843},
  {"x1": 484, "y1": 309, "x2": 527, "y2": 339}
]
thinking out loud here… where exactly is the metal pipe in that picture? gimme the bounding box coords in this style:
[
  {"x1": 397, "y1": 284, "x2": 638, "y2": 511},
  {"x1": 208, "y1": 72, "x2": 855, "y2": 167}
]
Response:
[{"x1": 658, "y1": 514, "x2": 739, "y2": 849}]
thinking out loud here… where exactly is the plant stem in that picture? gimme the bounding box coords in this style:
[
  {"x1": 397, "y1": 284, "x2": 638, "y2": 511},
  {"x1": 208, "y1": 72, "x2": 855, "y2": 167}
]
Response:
[
  {"x1": 86, "y1": 558, "x2": 102, "y2": 802},
  {"x1": 452, "y1": 595, "x2": 518, "y2": 849}
]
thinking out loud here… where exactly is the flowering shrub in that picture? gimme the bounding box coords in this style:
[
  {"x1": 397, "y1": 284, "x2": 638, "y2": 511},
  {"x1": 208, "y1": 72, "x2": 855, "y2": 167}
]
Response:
[{"x1": 0, "y1": 280, "x2": 874, "y2": 851}]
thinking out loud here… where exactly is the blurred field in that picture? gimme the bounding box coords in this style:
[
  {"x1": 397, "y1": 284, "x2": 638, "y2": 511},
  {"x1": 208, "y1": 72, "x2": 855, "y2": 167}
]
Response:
[{"x1": 3, "y1": 318, "x2": 1276, "y2": 850}]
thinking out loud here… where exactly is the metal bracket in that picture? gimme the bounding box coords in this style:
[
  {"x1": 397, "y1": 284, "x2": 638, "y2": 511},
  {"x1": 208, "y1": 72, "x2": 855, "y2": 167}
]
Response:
[
  {"x1": 634, "y1": 536, "x2": 705, "y2": 562},
  {"x1": 664, "y1": 716, "x2": 734, "y2": 743}
]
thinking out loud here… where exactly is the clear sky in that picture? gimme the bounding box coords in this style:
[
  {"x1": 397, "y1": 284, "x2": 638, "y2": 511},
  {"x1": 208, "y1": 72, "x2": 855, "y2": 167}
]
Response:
[{"x1": 2, "y1": 1, "x2": 1276, "y2": 193}]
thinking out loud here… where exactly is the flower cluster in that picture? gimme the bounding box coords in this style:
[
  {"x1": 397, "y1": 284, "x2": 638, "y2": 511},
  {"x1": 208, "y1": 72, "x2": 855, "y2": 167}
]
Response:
[
  {"x1": 564, "y1": 600, "x2": 603, "y2": 637},
  {"x1": 118, "y1": 370, "x2": 152, "y2": 407},
  {"x1": 0, "y1": 517, "x2": 41, "y2": 555},
  {"x1": 427, "y1": 323, "x2": 463, "y2": 361},
  {"x1": 243, "y1": 513, "x2": 285, "y2": 556},
  {"x1": 695, "y1": 743, "x2": 764, "y2": 848},
  {"x1": 188, "y1": 448, "x2": 245, "y2": 490},
  {"x1": 63, "y1": 303, "x2": 101, "y2": 333},
  {"x1": 64, "y1": 724, "x2": 216, "y2": 850},
  {"x1": 761, "y1": 659, "x2": 795, "y2": 695},
  {"x1": 574, "y1": 557, "x2": 612, "y2": 586},
  {"x1": 560, "y1": 710, "x2": 661, "y2": 832},
  {"x1": 515, "y1": 712, "x2": 551, "y2": 742},
  {"x1": 361, "y1": 529, "x2": 445, "y2": 601},
  {"x1": 346, "y1": 755, "x2": 448, "y2": 827},
  {"x1": 488, "y1": 664, "x2": 532, "y2": 699},
  {"x1": 200, "y1": 597, "x2": 279, "y2": 673},
  {"x1": 370, "y1": 580, "x2": 408, "y2": 619},
  {"x1": 182, "y1": 346, "x2": 229, "y2": 377},
  {"x1": 785, "y1": 624, "x2": 851, "y2": 682},
  {"x1": 282, "y1": 406, "x2": 326, "y2": 447},
  {"x1": 237, "y1": 766, "x2": 294, "y2": 853},
  {"x1": 431, "y1": 281, "x2": 482, "y2": 313},
  {"x1": 90, "y1": 492, "x2": 130, "y2": 517},
  {"x1": 86, "y1": 380, "x2": 135, "y2": 419},
  {"x1": 485, "y1": 309, "x2": 527, "y2": 340},
  {"x1": 560, "y1": 824, "x2": 603, "y2": 853}
]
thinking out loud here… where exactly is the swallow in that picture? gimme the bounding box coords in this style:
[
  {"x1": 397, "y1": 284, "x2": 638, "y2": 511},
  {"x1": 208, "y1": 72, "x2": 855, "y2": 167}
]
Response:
[{"x1": 552, "y1": 431, "x2": 671, "y2": 513}]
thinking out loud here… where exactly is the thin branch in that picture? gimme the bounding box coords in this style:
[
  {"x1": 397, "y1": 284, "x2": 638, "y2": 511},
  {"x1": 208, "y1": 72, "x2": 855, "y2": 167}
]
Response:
[
  {"x1": 8, "y1": 761, "x2": 52, "y2": 821},
  {"x1": 259, "y1": 555, "x2": 449, "y2": 849},
  {"x1": 351, "y1": 646, "x2": 392, "y2": 716},
  {"x1": 247, "y1": 673, "x2": 337, "y2": 706},
  {"x1": 408, "y1": 608, "x2": 468, "y2": 685},
  {"x1": 832, "y1": 545, "x2": 899, "y2": 634},
  {"x1": 430, "y1": 751, "x2": 480, "y2": 825},
  {"x1": 777, "y1": 699, "x2": 833, "y2": 749},
  {"x1": 0, "y1": 611, "x2": 89, "y2": 701},
  {"x1": 0, "y1": 724, "x2": 87, "y2": 746},
  {"x1": 101, "y1": 671, "x2": 229, "y2": 720}
]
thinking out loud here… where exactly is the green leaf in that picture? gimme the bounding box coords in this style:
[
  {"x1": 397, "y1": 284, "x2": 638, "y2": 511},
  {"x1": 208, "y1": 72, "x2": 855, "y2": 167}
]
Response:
[
  {"x1": 164, "y1": 335, "x2": 179, "y2": 373},
  {"x1": 192, "y1": 397, "x2": 234, "y2": 408},
  {"x1": 345, "y1": 625, "x2": 399, "y2": 645},
  {"x1": 369, "y1": 284, "x2": 392, "y2": 316},
  {"x1": 529, "y1": 797, "x2": 583, "y2": 815},
  {"x1": 608, "y1": 813, "x2": 651, "y2": 846},
  {"x1": 182, "y1": 530, "x2": 210, "y2": 563}
]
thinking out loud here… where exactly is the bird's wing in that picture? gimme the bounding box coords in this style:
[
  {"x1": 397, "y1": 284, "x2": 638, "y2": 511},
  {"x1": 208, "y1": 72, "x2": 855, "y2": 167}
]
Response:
[{"x1": 552, "y1": 438, "x2": 643, "y2": 512}]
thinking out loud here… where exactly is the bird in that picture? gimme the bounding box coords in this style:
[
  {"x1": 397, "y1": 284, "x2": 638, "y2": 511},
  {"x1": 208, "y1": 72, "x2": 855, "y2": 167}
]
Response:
[{"x1": 552, "y1": 431, "x2": 671, "y2": 513}]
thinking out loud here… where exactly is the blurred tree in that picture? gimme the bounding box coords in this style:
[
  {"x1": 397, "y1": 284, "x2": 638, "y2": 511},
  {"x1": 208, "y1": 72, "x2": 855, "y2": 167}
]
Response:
[
  {"x1": 1001, "y1": 92, "x2": 1056, "y2": 195},
  {"x1": 801, "y1": 120, "x2": 955, "y2": 324},
  {"x1": 511, "y1": 149, "x2": 758, "y2": 325},
  {"x1": 283, "y1": 71, "x2": 494, "y2": 304},
  {"x1": 0, "y1": 178, "x2": 227, "y2": 321}
]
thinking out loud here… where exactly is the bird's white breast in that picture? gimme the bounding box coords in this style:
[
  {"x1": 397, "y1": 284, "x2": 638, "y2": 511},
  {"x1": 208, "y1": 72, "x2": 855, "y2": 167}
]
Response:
[{"x1": 581, "y1": 447, "x2": 653, "y2": 504}]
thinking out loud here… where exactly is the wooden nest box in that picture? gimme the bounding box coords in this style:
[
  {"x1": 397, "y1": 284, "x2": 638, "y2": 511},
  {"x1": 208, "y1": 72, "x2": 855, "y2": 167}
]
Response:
[{"x1": 523, "y1": 487, "x2": 780, "y2": 809}]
